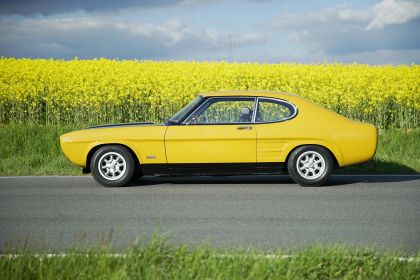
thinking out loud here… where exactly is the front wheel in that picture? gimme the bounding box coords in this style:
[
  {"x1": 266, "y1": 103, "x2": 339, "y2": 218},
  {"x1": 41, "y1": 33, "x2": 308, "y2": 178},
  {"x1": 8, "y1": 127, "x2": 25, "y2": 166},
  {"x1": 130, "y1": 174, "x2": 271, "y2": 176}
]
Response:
[
  {"x1": 287, "y1": 145, "x2": 333, "y2": 187},
  {"x1": 91, "y1": 145, "x2": 136, "y2": 187}
]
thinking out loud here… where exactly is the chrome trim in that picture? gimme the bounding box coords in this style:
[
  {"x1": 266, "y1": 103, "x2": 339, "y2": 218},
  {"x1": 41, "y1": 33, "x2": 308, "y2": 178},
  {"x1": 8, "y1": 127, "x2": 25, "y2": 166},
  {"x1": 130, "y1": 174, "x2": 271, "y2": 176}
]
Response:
[
  {"x1": 251, "y1": 97, "x2": 259, "y2": 123},
  {"x1": 182, "y1": 96, "x2": 257, "y2": 125},
  {"x1": 254, "y1": 97, "x2": 298, "y2": 124},
  {"x1": 237, "y1": 126, "x2": 253, "y2": 130},
  {"x1": 181, "y1": 96, "x2": 298, "y2": 125}
]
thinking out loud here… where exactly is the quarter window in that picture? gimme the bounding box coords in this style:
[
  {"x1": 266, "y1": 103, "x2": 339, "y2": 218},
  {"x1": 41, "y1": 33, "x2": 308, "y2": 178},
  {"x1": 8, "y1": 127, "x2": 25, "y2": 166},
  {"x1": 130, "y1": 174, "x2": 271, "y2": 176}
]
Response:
[{"x1": 256, "y1": 98, "x2": 296, "y2": 122}]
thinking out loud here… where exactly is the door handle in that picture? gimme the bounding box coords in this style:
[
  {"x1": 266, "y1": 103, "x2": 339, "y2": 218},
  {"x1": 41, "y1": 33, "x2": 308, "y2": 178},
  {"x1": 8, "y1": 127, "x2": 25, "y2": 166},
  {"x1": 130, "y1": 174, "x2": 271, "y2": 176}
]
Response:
[{"x1": 237, "y1": 126, "x2": 253, "y2": 130}]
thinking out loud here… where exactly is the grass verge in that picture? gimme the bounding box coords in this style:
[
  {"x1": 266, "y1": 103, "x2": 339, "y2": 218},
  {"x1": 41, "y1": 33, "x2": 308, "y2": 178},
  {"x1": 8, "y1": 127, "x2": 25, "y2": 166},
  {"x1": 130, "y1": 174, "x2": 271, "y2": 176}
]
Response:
[
  {"x1": 0, "y1": 125, "x2": 418, "y2": 175},
  {"x1": 0, "y1": 125, "x2": 81, "y2": 175},
  {"x1": 337, "y1": 128, "x2": 419, "y2": 174},
  {"x1": 1, "y1": 235, "x2": 419, "y2": 280}
]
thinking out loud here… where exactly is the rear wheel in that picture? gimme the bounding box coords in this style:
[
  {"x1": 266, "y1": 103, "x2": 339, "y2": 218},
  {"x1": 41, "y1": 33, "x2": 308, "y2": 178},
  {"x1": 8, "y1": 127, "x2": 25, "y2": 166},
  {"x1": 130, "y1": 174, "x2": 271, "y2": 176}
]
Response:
[
  {"x1": 91, "y1": 145, "x2": 136, "y2": 187},
  {"x1": 287, "y1": 145, "x2": 333, "y2": 187}
]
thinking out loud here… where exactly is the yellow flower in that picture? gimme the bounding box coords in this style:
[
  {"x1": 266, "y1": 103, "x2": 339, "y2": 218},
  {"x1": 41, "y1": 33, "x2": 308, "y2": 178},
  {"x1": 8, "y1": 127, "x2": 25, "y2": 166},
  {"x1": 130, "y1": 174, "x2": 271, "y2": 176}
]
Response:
[{"x1": 0, "y1": 58, "x2": 418, "y2": 128}]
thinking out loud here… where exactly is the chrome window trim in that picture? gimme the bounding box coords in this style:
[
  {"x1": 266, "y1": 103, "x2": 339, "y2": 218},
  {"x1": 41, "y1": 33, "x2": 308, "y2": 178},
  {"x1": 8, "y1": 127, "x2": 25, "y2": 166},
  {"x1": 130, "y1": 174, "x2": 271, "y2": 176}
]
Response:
[
  {"x1": 181, "y1": 96, "x2": 298, "y2": 125},
  {"x1": 182, "y1": 96, "x2": 257, "y2": 125},
  {"x1": 251, "y1": 97, "x2": 258, "y2": 123},
  {"x1": 254, "y1": 97, "x2": 298, "y2": 124},
  {"x1": 169, "y1": 95, "x2": 204, "y2": 124}
]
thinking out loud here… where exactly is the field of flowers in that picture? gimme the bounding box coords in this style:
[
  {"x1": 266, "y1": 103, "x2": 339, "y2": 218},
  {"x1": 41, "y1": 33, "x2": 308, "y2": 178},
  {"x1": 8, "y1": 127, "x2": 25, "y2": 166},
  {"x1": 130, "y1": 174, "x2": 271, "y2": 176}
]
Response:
[{"x1": 0, "y1": 58, "x2": 418, "y2": 128}]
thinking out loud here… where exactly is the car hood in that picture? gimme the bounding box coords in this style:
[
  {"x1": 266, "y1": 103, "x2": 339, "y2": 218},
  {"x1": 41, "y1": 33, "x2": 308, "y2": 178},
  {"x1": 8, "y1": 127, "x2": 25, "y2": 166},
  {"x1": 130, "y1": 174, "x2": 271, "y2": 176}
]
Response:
[{"x1": 61, "y1": 122, "x2": 166, "y2": 143}]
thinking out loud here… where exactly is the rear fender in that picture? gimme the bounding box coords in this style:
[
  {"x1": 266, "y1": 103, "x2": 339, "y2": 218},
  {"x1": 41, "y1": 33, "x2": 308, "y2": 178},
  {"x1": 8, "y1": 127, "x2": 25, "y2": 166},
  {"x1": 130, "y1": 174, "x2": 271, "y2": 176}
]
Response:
[{"x1": 282, "y1": 140, "x2": 343, "y2": 167}]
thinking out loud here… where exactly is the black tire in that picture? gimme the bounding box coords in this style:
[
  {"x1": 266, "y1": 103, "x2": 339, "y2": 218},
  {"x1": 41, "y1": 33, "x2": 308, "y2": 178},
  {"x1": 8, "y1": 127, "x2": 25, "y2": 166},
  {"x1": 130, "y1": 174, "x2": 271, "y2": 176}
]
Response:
[
  {"x1": 91, "y1": 145, "x2": 136, "y2": 187},
  {"x1": 287, "y1": 145, "x2": 333, "y2": 187}
]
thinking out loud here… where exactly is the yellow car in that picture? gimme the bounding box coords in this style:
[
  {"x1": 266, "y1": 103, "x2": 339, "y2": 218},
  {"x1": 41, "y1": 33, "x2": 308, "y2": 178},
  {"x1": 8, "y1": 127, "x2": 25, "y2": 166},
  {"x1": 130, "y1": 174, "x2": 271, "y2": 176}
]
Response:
[{"x1": 60, "y1": 91, "x2": 377, "y2": 187}]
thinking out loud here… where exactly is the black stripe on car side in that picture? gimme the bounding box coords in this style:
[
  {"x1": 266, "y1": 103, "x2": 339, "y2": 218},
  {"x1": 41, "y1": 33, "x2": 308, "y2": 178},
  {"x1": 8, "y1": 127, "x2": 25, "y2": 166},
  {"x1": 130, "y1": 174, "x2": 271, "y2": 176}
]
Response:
[
  {"x1": 86, "y1": 122, "x2": 155, "y2": 129},
  {"x1": 140, "y1": 162, "x2": 286, "y2": 176}
]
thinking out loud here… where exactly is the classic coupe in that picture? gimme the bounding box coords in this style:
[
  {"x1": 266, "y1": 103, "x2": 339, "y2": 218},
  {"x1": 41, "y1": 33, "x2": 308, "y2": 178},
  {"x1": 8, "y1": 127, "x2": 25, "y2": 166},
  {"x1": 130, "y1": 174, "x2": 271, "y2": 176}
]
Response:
[{"x1": 60, "y1": 91, "x2": 377, "y2": 187}]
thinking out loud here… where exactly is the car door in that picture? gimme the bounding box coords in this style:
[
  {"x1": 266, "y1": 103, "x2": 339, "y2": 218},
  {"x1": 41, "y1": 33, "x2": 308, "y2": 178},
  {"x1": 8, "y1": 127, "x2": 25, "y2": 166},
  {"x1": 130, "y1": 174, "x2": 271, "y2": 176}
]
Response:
[{"x1": 165, "y1": 97, "x2": 257, "y2": 173}]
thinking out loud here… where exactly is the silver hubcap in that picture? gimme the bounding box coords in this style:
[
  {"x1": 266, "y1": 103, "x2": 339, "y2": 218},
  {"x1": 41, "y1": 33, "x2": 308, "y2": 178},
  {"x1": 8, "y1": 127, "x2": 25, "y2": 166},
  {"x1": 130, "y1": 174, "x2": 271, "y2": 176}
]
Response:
[
  {"x1": 296, "y1": 151, "x2": 326, "y2": 180},
  {"x1": 98, "y1": 152, "x2": 126, "y2": 181}
]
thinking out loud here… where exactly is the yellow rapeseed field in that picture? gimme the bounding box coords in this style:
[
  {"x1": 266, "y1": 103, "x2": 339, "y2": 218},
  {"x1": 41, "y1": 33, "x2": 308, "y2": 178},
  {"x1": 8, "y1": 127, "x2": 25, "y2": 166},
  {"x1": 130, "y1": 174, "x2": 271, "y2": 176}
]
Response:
[{"x1": 0, "y1": 58, "x2": 419, "y2": 128}]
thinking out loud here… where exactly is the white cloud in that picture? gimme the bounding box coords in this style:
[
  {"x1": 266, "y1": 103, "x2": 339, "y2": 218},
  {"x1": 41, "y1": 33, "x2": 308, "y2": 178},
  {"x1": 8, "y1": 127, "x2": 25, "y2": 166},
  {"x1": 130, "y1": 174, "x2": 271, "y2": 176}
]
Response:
[
  {"x1": 366, "y1": 0, "x2": 420, "y2": 30},
  {"x1": 0, "y1": 17, "x2": 266, "y2": 59},
  {"x1": 0, "y1": 0, "x2": 194, "y2": 16},
  {"x1": 271, "y1": 0, "x2": 420, "y2": 60},
  {"x1": 270, "y1": 49, "x2": 420, "y2": 65},
  {"x1": 273, "y1": 0, "x2": 420, "y2": 31},
  {"x1": 337, "y1": 6, "x2": 372, "y2": 22}
]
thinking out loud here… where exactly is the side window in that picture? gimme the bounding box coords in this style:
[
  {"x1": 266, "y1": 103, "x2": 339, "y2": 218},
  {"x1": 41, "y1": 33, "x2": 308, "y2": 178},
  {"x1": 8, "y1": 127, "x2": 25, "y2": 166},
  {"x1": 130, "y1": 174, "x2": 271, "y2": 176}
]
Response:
[
  {"x1": 256, "y1": 99, "x2": 296, "y2": 122},
  {"x1": 187, "y1": 98, "x2": 255, "y2": 124}
]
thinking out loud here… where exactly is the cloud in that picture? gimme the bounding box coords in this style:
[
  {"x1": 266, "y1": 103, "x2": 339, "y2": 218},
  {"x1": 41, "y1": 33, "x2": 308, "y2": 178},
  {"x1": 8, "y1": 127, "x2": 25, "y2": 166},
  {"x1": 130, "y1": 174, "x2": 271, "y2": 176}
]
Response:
[
  {"x1": 269, "y1": 49, "x2": 420, "y2": 65},
  {"x1": 366, "y1": 0, "x2": 420, "y2": 30},
  {"x1": 0, "y1": 17, "x2": 266, "y2": 59},
  {"x1": 271, "y1": 0, "x2": 420, "y2": 58},
  {"x1": 0, "y1": 0, "x2": 273, "y2": 15},
  {"x1": 0, "y1": 0, "x2": 202, "y2": 16}
]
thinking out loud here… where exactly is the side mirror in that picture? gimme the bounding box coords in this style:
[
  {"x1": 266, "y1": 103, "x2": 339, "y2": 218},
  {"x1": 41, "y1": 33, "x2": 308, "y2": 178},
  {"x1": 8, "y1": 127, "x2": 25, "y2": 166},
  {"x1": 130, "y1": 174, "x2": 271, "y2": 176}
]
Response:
[{"x1": 165, "y1": 119, "x2": 177, "y2": 125}]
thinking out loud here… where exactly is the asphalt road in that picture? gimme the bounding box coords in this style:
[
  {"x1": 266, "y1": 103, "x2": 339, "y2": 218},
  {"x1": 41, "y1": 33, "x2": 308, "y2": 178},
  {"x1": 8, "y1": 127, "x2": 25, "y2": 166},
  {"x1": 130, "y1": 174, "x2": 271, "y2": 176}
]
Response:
[{"x1": 0, "y1": 175, "x2": 419, "y2": 252}]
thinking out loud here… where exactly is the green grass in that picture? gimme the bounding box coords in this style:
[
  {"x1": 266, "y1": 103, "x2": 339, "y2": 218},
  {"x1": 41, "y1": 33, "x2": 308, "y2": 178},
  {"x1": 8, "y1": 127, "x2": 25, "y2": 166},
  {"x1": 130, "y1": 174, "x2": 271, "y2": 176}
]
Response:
[
  {"x1": 1, "y1": 235, "x2": 419, "y2": 280},
  {"x1": 338, "y1": 128, "x2": 420, "y2": 174},
  {"x1": 0, "y1": 125, "x2": 81, "y2": 175},
  {"x1": 0, "y1": 125, "x2": 418, "y2": 176}
]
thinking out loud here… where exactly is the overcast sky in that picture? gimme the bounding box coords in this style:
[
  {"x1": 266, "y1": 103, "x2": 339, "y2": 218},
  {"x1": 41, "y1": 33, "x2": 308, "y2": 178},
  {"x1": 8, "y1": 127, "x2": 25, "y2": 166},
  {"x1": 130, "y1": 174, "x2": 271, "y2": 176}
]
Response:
[{"x1": 0, "y1": 0, "x2": 419, "y2": 64}]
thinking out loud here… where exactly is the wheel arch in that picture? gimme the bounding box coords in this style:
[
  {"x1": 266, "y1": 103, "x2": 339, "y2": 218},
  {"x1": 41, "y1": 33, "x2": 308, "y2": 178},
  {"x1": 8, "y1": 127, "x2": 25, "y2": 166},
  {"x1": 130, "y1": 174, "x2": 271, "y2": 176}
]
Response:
[
  {"x1": 84, "y1": 143, "x2": 141, "y2": 174},
  {"x1": 284, "y1": 144, "x2": 340, "y2": 170}
]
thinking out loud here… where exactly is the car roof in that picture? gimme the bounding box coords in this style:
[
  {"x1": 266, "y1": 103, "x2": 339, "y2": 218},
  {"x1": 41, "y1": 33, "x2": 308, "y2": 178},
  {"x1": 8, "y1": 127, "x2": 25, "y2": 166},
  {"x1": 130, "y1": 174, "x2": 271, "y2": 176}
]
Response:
[
  {"x1": 201, "y1": 90, "x2": 302, "y2": 100},
  {"x1": 200, "y1": 90, "x2": 344, "y2": 122}
]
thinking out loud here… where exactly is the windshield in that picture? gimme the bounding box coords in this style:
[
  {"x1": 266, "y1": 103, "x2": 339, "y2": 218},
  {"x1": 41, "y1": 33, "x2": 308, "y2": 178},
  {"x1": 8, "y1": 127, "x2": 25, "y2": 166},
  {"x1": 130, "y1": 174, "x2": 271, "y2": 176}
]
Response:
[{"x1": 168, "y1": 95, "x2": 203, "y2": 123}]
